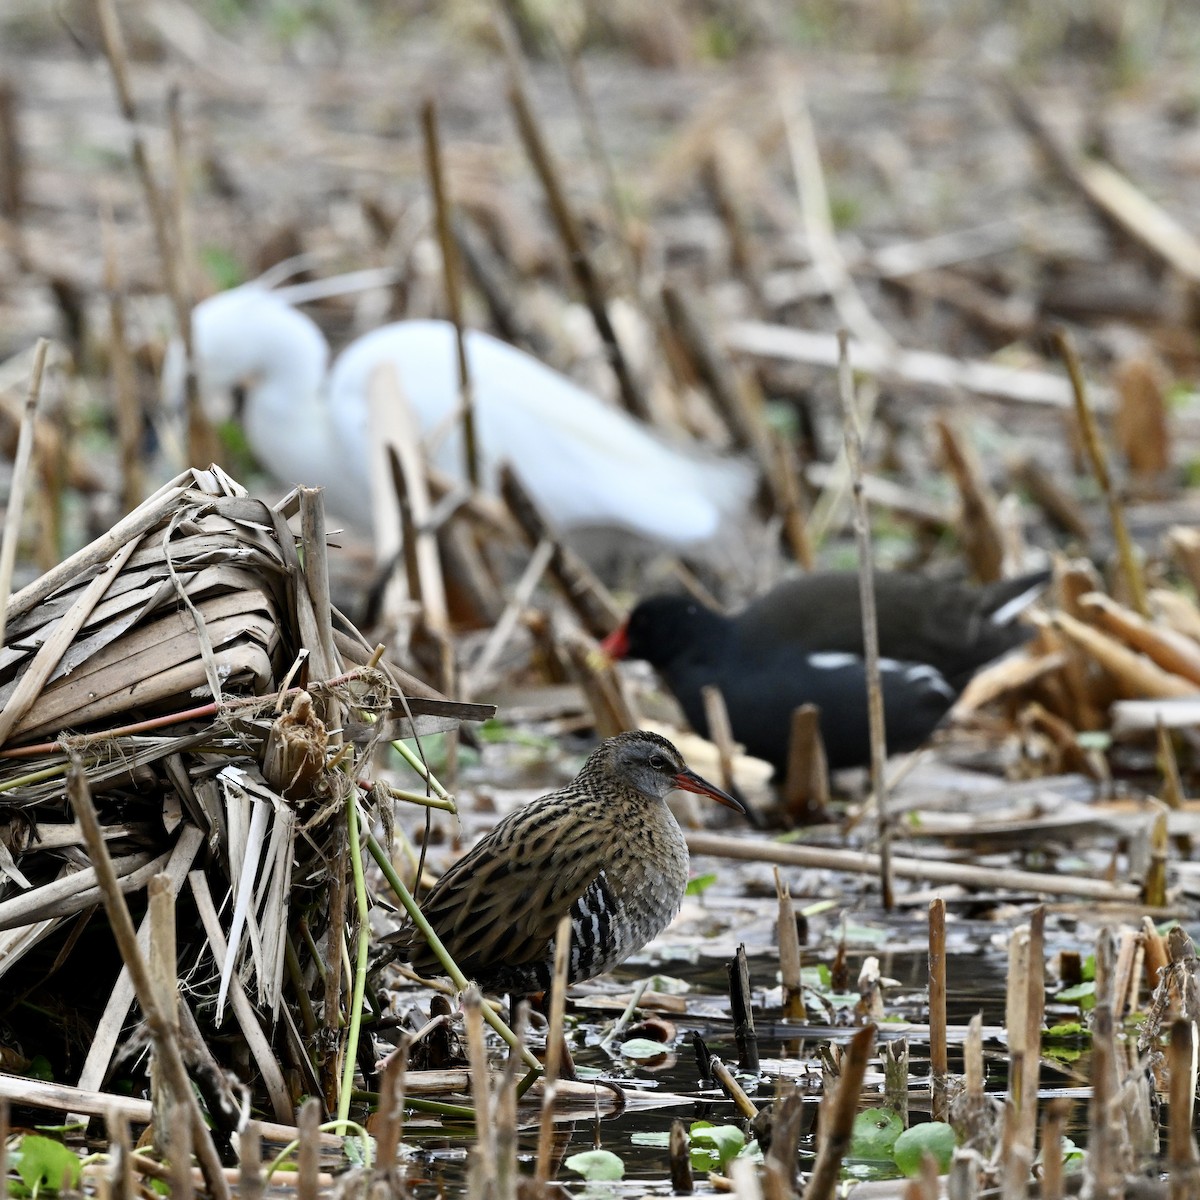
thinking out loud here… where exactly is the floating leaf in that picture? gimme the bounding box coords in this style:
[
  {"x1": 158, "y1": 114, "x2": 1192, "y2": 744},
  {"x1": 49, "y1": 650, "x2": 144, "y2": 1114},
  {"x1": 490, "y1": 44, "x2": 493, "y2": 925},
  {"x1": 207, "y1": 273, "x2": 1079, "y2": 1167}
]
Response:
[
  {"x1": 1056, "y1": 981, "x2": 1096, "y2": 1011},
  {"x1": 689, "y1": 1122, "x2": 746, "y2": 1171},
  {"x1": 849, "y1": 1108, "x2": 902, "y2": 1160},
  {"x1": 620, "y1": 1038, "x2": 671, "y2": 1061},
  {"x1": 685, "y1": 871, "x2": 718, "y2": 896},
  {"x1": 630, "y1": 1131, "x2": 672, "y2": 1148},
  {"x1": 646, "y1": 975, "x2": 691, "y2": 994},
  {"x1": 894, "y1": 1123, "x2": 956, "y2": 1176},
  {"x1": 564, "y1": 1149, "x2": 625, "y2": 1181},
  {"x1": 10, "y1": 1134, "x2": 82, "y2": 1195}
]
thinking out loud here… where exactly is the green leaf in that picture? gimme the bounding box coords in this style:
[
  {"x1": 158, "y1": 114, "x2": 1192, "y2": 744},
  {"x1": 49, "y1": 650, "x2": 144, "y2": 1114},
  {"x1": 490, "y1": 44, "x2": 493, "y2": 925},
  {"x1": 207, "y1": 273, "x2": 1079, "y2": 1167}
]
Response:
[
  {"x1": 685, "y1": 871, "x2": 718, "y2": 896},
  {"x1": 27, "y1": 1056, "x2": 54, "y2": 1082},
  {"x1": 199, "y1": 246, "x2": 245, "y2": 291},
  {"x1": 619, "y1": 1038, "x2": 670, "y2": 1061},
  {"x1": 646, "y1": 974, "x2": 691, "y2": 994},
  {"x1": 1056, "y1": 981, "x2": 1096, "y2": 1011},
  {"x1": 629, "y1": 1131, "x2": 671, "y2": 1148},
  {"x1": 11, "y1": 1135, "x2": 82, "y2": 1195},
  {"x1": 1044, "y1": 1021, "x2": 1086, "y2": 1039},
  {"x1": 894, "y1": 1123, "x2": 957, "y2": 1177},
  {"x1": 564, "y1": 1149, "x2": 625, "y2": 1181},
  {"x1": 849, "y1": 1108, "x2": 902, "y2": 1160},
  {"x1": 689, "y1": 1122, "x2": 746, "y2": 1171}
]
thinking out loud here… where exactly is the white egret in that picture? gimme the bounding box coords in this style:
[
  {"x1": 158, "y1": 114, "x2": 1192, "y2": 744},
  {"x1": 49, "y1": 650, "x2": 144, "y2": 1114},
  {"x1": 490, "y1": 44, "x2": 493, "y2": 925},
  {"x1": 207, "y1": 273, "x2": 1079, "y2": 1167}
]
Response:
[{"x1": 168, "y1": 285, "x2": 753, "y2": 548}]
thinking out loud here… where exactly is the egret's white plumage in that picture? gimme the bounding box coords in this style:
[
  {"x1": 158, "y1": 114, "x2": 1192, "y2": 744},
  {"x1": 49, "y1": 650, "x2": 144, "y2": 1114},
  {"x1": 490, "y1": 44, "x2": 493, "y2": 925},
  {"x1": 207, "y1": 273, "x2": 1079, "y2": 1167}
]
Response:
[{"x1": 174, "y1": 284, "x2": 753, "y2": 546}]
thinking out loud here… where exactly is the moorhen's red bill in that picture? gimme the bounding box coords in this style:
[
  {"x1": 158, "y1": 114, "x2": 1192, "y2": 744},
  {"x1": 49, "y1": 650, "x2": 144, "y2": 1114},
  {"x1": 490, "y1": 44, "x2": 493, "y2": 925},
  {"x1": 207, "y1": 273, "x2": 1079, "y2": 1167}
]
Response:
[{"x1": 601, "y1": 569, "x2": 1050, "y2": 773}]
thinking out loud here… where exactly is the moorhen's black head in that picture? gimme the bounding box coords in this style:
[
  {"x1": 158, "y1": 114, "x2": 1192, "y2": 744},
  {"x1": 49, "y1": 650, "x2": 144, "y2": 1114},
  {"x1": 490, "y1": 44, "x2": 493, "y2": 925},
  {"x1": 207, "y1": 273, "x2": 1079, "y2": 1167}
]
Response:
[{"x1": 602, "y1": 594, "x2": 730, "y2": 669}]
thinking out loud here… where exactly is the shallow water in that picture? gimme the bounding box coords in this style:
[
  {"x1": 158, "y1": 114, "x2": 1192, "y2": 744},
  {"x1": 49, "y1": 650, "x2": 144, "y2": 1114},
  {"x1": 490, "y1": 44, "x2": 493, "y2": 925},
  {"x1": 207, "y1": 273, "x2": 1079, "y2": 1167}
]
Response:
[{"x1": 392, "y1": 934, "x2": 1114, "y2": 1196}]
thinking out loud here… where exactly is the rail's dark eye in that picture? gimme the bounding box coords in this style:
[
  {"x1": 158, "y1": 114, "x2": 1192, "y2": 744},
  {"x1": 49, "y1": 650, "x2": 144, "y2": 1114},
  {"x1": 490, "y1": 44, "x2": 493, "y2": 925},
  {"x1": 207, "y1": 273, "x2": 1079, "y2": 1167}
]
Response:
[{"x1": 648, "y1": 753, "x2": 668, "y2": 771}]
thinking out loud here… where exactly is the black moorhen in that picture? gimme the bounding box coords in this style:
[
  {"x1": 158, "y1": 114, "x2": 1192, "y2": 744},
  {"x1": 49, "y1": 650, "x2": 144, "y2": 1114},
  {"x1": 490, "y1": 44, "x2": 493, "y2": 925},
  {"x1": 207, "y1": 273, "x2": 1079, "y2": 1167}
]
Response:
[{"x1": 601, "y1": 569, "x2": 1050, "y2": 773}]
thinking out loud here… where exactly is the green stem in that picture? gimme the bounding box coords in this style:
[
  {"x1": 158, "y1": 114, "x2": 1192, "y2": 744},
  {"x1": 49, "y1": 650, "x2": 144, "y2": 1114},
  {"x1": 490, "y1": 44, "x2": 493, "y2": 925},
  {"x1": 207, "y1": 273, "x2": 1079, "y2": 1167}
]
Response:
[
  {"x1": 354, "y1": 1089, "x2": 478, "y2": 1121},
  {"x1": 389, "y1": 738, "x2": 455, "y2": 806},
  {"x1": 337, "y1": 796, "x2": 372, "y2": 1124},
  {"x1": 367, "y1": 831, "x2": 542, "y2": 1074},
  {"x1": 384, "y1": 785, "x2": 457, "y2": 812},
  {"x1": 0, "y1": 761, "x2": 70, "y2": 792},
  {"x1": 262, "y1": 1119, "x2": 372, "y2": 1185}
]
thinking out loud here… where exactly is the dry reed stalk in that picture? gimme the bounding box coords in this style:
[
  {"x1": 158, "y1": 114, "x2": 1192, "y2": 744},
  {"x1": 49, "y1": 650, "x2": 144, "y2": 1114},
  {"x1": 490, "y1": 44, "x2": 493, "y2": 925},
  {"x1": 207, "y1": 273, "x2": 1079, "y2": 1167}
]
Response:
[
  {"x1": 238, "y1": 1123, "x2": 264, "y2": 1200},
  {"x1": 670, "y1": 1118, "x2": 693, "y2": 1194},
  {"x1": 499, "y1": 466, "x2": 622, "y2": 637},
  {"x1": 763, "y1": 1088, "x2": 804, "y2": 1200},
  {"x1": 778, "y1": 72, "x2": 894, "y2": 352},
  {"x1": 1039, "y1": 1098, "x2": 1068, "y2": 1200},
  {"x1": 685, "y1": 831, "x2": 1141, "y2": 900},
  {"x1": 949, "y1": 1149, "x2": 980, "y2": 1200},
  {"x1": 1169, "y1": 528, "x2": 1200, "y2": 595},
  {"x1": 701, "y1": 685, "x2": 739, "y2": 797},
  {"x1": 1143, "y1": 915, "x2": 1170, "y2": 991},
  {"x1": 802, "y1": 1024, "x2": 876, "y2": 1200},
  {"x1": 462, "y1": 995, "x2": 500, "y2": 1200},
  {"x1": 66, "y1": 763, "x2": 230, "y2": 1200},
  {"x1": 1007, "y1": 84, "x2": 1200, "y2": 286},
  {"x1": 373, "y1": 369, "x2": 449, "y2": 629},
  {"x1": 1169, "y1": 1019, "x2": 1198, "y2": 1200},
  {"x1": 1145, "y1": 804, "x2": 1170, "y2": 907},
  {"x1": 375, "y1": 1044, "x2": 409, "y2": 1172},
  {"x1": 149, "y1": 873, "x2": 180, "y2": 1158},
  {"x1": 928, "y1": 898, "x2": 948, "y2": 1122},
  {"x1": 729, "y1": 944, "x2": 759, "y2": 1073},
  {"x1": 935, "y1": 417, "x2": 1005, "y2": 583},
  {"x1": 70, "y1": 834, "x2": 196, "y2": 1106},
  {"x1": 710, "y1": 1053, "x2": 759, "y2": 1119},
  {"x1": 297, "y1": 1098, "x2": 320, "y2": 1200},
  {"x1": 775, "y1": 868, "x2": 806, "y2": 1022},
  {"x1": 1152, "y1": 587, "x2": 1200, "y2": 646},
  {"x1": 422, "y1": 97, "x2": 479, "y2": 489},
  {"x1": 100, "y1": 205, "x2": 143, "y2": 514},
  {"x1": 660, "y1": 283, "x2": 773, "y2": 469},
  {"x1": 1088, "y1": 932, "x2": 1121, "y2": 1200},
  {"x1": 782, "y1": 705, "x2": 828, "y2": 822},
  {"x1": 882, "y1": 1039, "x2": 908, "y2": 1126},
  {"x1": 107, "y1": 1109, "x2": 133, "y2": 1200},
  {"x1": 464, "y1": 538, "x2": 553, "y2": 697},
  {"x1": 835, "y1": 330, "x2": 891, "y2": 907},
  {"x1": 535, "y1": 915, "x2": 573, "y2": 1187},
  {"x1": 1021, "y1": 909, "x2": 1045, "y2": 1151},
  {"x1": 1114, "y1": 355, "x2": 1171, "y2": 489},
  {"x1": 169, "y1": 1101, "x2": 194, "y2": 1200},
  {"x1": 1045, "y1": 610, "x2": 1198, "y2": 700},
  {"x1": 0, "y1": 336, "x2": 47, "y2": 650},
  {"x1": 93, "y1": 0, "x2": 213, "y2": 468},
  {"x1": 1079, "y1": 593, "x2": 1200, "y2": 684},
  {"x1": 500, "y1": 23, "x2": 651, "y2": 423},
  {"x1": 703, "y1": 135, "x2": 768, "y2": 312},
  {"x1": 1052, "y1": 328, "x2": 1148, "y2": 616},
  {"x1": 1010, "y1": 457, "x2": 1091, "y2": 541},
  {"x1": 188, "y1": 870, "x2": 294, "y2": 1123}
]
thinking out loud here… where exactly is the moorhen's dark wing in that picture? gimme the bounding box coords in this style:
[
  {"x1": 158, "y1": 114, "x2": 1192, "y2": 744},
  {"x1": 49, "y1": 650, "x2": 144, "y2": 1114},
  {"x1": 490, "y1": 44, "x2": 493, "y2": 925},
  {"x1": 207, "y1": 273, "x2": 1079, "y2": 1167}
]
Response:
[
  {"x1": 672, "y1": 642, "x2": 960, "y2": 771},
  {"x1": 735, "y1": 570, "x2": 1048, "y2": 684}
]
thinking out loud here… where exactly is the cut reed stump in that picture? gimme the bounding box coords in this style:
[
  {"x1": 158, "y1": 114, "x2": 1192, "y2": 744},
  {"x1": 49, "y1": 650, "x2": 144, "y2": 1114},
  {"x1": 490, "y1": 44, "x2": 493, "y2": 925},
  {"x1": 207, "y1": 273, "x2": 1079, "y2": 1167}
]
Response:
[{"x1": 0, "y1": 466, "x2": 492, "y2": 1126}]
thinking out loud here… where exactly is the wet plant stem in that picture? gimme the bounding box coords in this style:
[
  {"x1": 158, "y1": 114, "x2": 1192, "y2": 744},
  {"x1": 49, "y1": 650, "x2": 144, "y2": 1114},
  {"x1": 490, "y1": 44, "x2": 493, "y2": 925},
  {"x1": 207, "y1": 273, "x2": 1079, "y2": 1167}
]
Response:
[
  {"x1": 366, "y1": 832, "x2": 541, "y2": 1073},
  {"x1": 337, "y1": 797, "x2": 371, "y2": 1124}
]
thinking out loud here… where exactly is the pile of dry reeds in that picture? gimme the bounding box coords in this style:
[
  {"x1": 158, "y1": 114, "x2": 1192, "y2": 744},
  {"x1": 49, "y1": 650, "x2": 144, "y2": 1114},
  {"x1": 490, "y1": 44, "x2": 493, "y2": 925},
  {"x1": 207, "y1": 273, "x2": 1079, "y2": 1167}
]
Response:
[{"x1": 0, "y1": 464, "x2": 492, "y2": 1126}]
